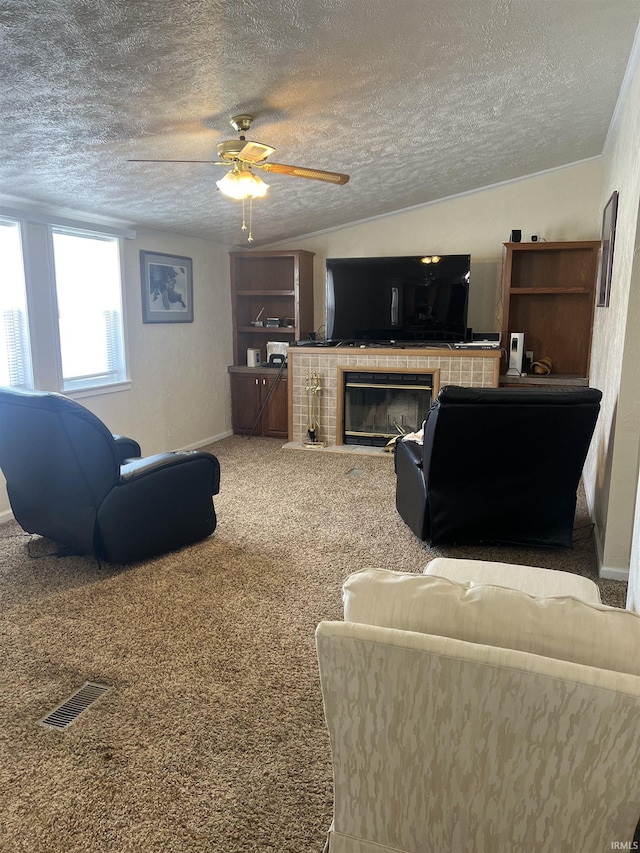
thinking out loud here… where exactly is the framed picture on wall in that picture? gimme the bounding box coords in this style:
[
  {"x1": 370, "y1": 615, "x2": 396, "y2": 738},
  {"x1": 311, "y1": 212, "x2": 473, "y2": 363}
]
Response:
[
  {"x1": 140, "y1": 250, "x2": 193, "y2": 323},
  {"x1": 596, "y1": 190, "x2": 618, "y2": 308}
]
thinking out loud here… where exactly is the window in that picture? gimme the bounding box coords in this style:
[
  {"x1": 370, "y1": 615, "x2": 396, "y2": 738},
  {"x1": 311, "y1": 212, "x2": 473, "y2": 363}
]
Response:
[
  {"x1": 0, "y1": 212, "x2": 130, "y2": 395},
  {"x1": 51, "y1": 228, "x2": 126, "y2": 391},
  {"x1": 0, "y1": 219, "x2": 33, "y2": 388}
]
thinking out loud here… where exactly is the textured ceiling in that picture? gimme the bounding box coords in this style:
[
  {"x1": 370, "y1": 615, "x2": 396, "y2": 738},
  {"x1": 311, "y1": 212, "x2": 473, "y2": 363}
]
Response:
[{"x1": 1, "y1": 0, "x2": 639, "y2": 247}]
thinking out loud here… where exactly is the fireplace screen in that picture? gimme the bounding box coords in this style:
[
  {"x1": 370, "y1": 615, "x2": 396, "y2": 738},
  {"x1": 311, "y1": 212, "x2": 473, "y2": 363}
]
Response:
[{"x1": 343, "y1": 371, "x2": 433, "y2": 446}]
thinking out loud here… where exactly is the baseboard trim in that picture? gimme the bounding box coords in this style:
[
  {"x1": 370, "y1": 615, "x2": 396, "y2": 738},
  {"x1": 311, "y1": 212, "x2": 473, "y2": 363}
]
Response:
[
  {"x1": 599, "y1": 566, "x2": 631, "y2": 582},
  {"x1": 580, "y1": 489, "x2": 629, "y2": 582},
  {"x1": 179, "y1": 430, "x2": 233, "y2": 451},
  {"x1": 594, "y1": 527, "x2": 630, "y2": 581}
]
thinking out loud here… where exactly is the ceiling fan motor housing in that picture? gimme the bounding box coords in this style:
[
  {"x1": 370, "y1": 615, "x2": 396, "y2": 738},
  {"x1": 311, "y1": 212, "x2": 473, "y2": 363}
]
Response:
[{"x1": 217, "y1": 139, "x2": 246, "y2": 161}]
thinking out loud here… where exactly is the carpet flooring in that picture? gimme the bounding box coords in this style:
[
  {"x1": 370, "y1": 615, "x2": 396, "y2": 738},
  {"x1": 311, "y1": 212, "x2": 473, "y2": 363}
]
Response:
[{"x1": 0, "y1": 435, "x2": 628, "y2": 852}]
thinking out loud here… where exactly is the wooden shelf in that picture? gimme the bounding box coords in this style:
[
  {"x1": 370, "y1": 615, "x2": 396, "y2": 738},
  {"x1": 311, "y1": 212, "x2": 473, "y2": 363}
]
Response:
[
  {"x1": 230, "y1": 250, "x2": 315, "y2": 367},
  {"x1": 237, "y1": 326, "x2": 296, "y2": 334},
  {"x1": 229, "y1": 250, "x2": 315, "y2": 437},
  {"x1": 501, "y1": 241, "x2": 599, "y2": 379},
  {"x1": 508, "y1": 287, "x2": 591, "y2": 295},
  {"x1": 500, "y1": 374, "x2": 589, "y2": 387},
  {"x1": 235, "y1": 290, "x2": 295, "y2": 297},
  {"x1": 228, "y1": 365, "x2": 287, "y2": 375}
]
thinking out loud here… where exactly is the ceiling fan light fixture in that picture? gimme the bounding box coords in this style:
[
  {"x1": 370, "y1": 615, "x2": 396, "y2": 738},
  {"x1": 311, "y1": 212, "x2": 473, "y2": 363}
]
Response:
[
  {"x1": 216, "y1": 164, "x2": 269, "y2": 200},
  {"x1": 248, "y1": 172, "x2": 269, "y2": 198}
]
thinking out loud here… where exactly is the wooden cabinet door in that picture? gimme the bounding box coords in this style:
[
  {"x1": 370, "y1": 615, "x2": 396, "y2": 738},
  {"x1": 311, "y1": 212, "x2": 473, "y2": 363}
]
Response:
[
  {"x1": 230, "y1": 373, "x2": 262, "y2": 434},
  {"x1": 261, "y1": 376, "x2": 288, "y2": 438}
]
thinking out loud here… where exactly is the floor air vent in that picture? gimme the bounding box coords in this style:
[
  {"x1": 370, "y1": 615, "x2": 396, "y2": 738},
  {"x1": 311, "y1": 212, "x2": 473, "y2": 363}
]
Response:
[{"x1": 40, "y1": 682, "x2": 109, "y2": 731}]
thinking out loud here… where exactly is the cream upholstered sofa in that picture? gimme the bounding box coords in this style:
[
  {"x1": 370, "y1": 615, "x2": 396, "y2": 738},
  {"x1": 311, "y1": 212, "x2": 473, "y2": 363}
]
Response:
[{"x1": 315, "y1": 558, "x2": 640, "y2": 853}]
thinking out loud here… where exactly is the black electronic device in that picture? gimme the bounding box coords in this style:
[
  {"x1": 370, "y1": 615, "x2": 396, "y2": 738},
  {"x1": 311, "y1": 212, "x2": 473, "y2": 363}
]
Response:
[
  {"x1": 325, "y1": 255, "x2": 470, "y2": 345},
  {"x1": 472, "y1": 332, "x2": 500, "y2": 342}
]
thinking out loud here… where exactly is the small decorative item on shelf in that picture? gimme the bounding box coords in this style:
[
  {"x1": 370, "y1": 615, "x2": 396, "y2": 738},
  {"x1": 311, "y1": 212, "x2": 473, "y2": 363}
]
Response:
[
  {"x1": 531, "y1": 356, "x2": 553, "y2": 376},
  {"x1": 251, "y1": 307, "x2": 265, "y2": 327},
  {"x1": 303, "y1": 372, "x2": 326, "y2": 447}
]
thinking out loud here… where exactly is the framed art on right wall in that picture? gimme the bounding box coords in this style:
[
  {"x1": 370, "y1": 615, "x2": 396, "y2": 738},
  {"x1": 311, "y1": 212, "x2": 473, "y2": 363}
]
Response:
[{"x1": 596, "y1": 190, "x2": 619, "y2": 308}]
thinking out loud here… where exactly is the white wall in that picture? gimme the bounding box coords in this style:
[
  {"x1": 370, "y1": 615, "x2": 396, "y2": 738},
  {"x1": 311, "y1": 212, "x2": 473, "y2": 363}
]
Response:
[
  {"x1": 624, "y1": 217, "x2": 640, "y2": 608},
  {"x1": 266, "y1": 161, "x2": 603, "y2": 336},
  {"x1": 0, "y1": 218, "x2": 233, "y2": 519},
  {"x1": 586, "y1": 47, "x2": 640, "y2": 601},
  {"x1": 113, "y1": 228, "x2": 233, "y2": 452}
]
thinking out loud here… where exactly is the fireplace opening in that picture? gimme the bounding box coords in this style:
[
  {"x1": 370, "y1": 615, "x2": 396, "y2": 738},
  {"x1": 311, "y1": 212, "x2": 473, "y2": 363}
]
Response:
[{"x1": 342, "y1": 370, "x2": 434, "y2": 446}]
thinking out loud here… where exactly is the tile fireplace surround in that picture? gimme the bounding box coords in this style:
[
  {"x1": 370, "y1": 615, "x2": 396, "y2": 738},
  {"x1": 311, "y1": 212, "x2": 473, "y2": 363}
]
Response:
[{"x1": 287, "y1": 345, "x2": 501, "y2": 449}]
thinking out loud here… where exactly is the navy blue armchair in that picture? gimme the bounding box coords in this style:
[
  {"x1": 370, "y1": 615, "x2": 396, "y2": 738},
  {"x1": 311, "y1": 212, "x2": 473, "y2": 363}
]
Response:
[
  {"x1": 395, "y1": 385, "x2": 601, "y2": 548},
  {"x1": 0, "y1": 387, "x2": 220, "y2": 563}
]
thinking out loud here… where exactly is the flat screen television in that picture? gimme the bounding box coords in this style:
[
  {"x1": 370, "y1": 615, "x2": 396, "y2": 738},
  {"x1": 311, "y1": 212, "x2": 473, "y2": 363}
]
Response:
[{"x1": 325, "y1": 254, "x2": 470, "y2": 344}]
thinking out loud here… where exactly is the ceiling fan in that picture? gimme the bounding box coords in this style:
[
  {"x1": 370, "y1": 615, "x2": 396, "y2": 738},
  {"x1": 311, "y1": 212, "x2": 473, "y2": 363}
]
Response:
[
  {"x1": 129, "y1": 114, "x2": 350, "y2": 190},
  {"x1": 129, "y1": 114, "x2": 349, "y2": 241}
]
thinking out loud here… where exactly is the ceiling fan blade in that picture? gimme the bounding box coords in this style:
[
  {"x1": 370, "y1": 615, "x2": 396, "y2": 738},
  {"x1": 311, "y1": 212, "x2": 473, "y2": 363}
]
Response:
[
  {"x1": 259, "y1": 162, "x2": 349, "y2": 185},
  {"x1": 127, "y1": 159, "x2": 219, "y2": 163},
  {"x1": 237, "y1": 141, "x2": 275, "y2": 164}
]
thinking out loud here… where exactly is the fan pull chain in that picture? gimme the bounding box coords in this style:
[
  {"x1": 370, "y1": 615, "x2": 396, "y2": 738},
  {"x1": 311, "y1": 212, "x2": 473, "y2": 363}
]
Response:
[
  {"x1": 239, "y1": 198, "x2": 254, "y2": 242},
  {"x1": 248, "y1": 196, "x2": 254, "y2": 242}
]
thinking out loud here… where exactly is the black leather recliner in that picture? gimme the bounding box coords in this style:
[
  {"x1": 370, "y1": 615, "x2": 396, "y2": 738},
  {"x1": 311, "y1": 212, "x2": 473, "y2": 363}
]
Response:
[
  {"x1": 395, "y1": 384, "x2": 602, "y2": 548},
  {"x1": 0, "y1": 387, "x2": 221, "y2": 563}
]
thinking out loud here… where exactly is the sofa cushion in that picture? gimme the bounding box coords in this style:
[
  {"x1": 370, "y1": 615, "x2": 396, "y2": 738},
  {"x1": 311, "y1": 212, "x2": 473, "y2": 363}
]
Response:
[
  {"x1": 342, "y1": 569, "x2": 640, "y2": 677},
  {"x1": 424, "y1": 557, "x2": 602, "y2": 602}
]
